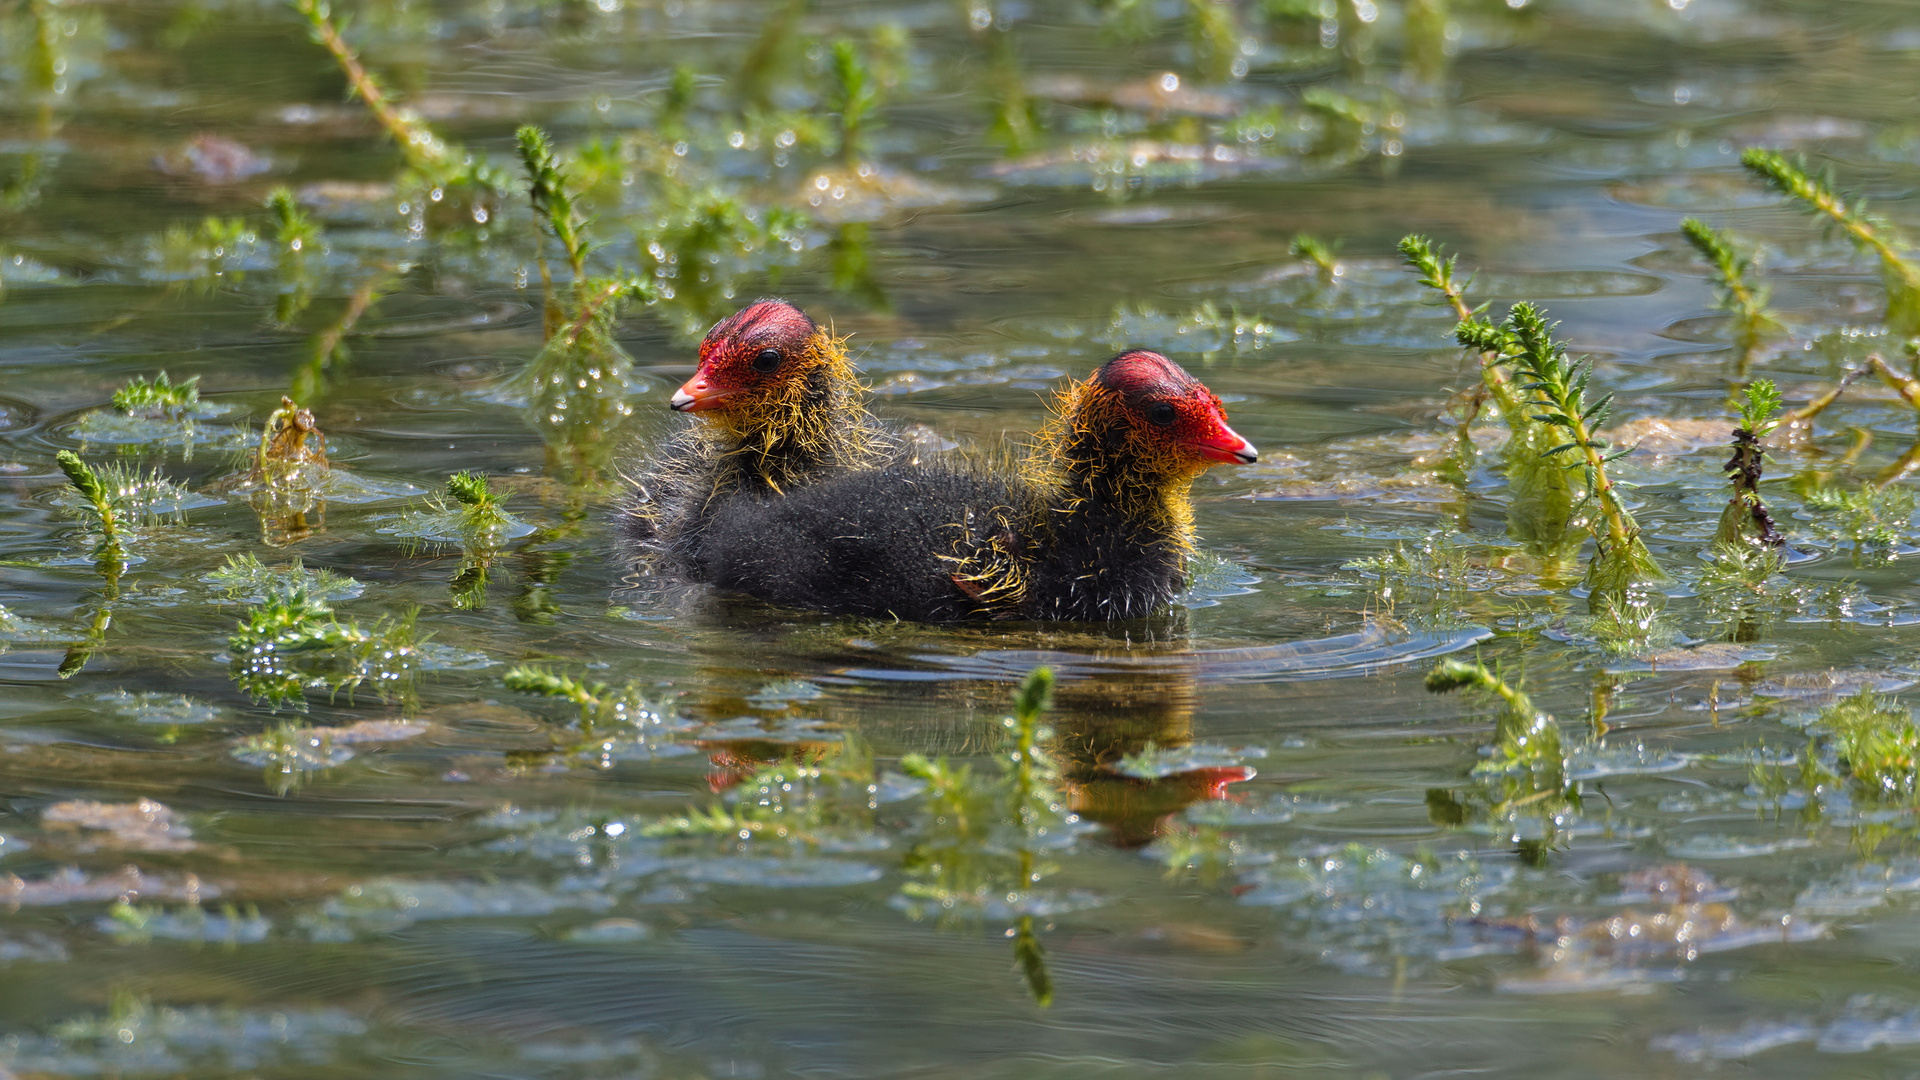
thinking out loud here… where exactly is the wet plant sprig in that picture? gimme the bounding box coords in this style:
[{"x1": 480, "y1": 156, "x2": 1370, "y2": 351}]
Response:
[
  {"x1": 829, "y1": 38, "x2": 881, "y2": 164},
  {"x1": 1398, "y1": 235, "x2": 1519, "y2": 415},
  {"x1": 446, "y1": 471, "x2": 512, "y2": 539},
  {"x1": 228, "y1": 588, "x2": 423, "y2": 708},
  {"x1": 267, "y1": 187, "x2": 317, "y2": 254},
  {"x1": 290, "y1": 0, "x2": 449, "y2": 173},
  {"x1": 1425, "y1": 658, "x2": 1569, "y2": 836},
  {"x1": 56, "y1": 451, "x2": 122, "y2": 553},
  {"x1": 1458, "y1": 302, "x2": 1665, "y2": 596},
  {"x1": 1741, "y1": 149, "x2": 1920, "y2": 337},
  {"x1": 1291, "y1": 234, "x2": 1338, "y2": 281},
  {"x1": 1815, "y1": 689, "x2": 1920, "y2": 799},
  {"x1": 266, "y1": 187, "x2": 319, "y2": 323},
  {"x1": 1861, "y1": 354, "x2": 1920, "y2": 486},
  {"x1": 516, "y1": 126, "x2": 590, "y2": 278},
  {"x1": 1680, "y1": 217, "x2": 1779, "y2": 350},
  {"x1": 111, "y1": 372, "x2": 199, "y2": 419},
  {"x1": 516, "y1": 125, "x2": 591, "y2": 334},
  {"x1": 1716, "y1": 379, "x2": 1787, "y2": 557}
]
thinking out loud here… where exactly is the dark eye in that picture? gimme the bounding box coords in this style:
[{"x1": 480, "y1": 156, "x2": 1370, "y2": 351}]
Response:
[
  {"x1": 1147, "y1": 402, "x2": 1177, "y2": 426},
  {"x1": 751, "y1": 348, "x2": 783, "y2": 373}
]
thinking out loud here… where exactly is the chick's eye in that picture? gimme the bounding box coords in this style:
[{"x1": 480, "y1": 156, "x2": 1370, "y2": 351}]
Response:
[
  {"x1": 751, "y1": 348, "x2": 783, "y2": 373},
  {"x1": 1147, "y1": 402, "x2": 1178, "y2": 426}
]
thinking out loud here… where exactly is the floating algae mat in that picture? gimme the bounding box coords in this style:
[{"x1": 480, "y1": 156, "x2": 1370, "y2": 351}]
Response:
[{"x1": 13, "y1": 1, "x2": 1920, "y2": 1076}]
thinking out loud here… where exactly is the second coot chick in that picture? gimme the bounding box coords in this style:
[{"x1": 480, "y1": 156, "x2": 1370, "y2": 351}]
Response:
[
  {"x1": 699, "y1": 350, "x2": 1256, "y2": 622},
  {"x1": 617, "y1": 299, "x2": 895, "y2": 572}
]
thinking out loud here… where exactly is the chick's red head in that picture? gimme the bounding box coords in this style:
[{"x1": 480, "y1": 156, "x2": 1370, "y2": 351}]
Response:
[
  {"x1": 671, "y1": 299, "x2": 823, "y2": 413},
  {"x1": 1092, "y1": 350, "x2": 1258, "y2": 466}
]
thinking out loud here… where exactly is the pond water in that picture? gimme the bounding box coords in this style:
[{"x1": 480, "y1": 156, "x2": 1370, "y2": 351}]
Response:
[{"x1": 7, "y1": 0, "x2": 1920, "y2": 1076}]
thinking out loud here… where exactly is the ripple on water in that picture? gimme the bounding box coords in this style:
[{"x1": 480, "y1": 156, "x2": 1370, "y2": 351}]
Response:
[
  {"x1": 857, "y1": 622, "x2": 1493, "y2": 684},
  {"x1": 675, "y1": 855, "x2": 884, "y2": 888},
  {"x1": 0, "y1": 394, "x2": 41, "y2": 432},
  {"x1": 1656, "y1": 996, "x2": 1920, "y2": 1062}
]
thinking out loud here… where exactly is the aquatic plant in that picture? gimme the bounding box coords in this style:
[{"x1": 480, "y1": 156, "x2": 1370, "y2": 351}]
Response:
[
  {"x1": 1858, "y1": 354, "x2": 1920, "y2": 487},
  {"x1": 829, "y1": 38, "x2": 882, "y2": 164},
  {"x1": 1186, "y1": 0, "x2": 1245, "y2": 83},
  {"x1": 508, "y1": 124, "x2": 647, "y2": 489},
  {"x1": 111, "y1": 372, "x2": 200, "y2": 419},
  {"x1": 1817, "y1": 690, "x2": 1920, "y2": 799},
  {"x1": 239, "y1": 396, "x2": 329, "y2": 545},
  {"x1": 1800, "y1": 481, "x2": 1916, "y2": 558},
  {"x1": 290, "y1": 0, "x2": 507, "y2": 230},
  {"x1": 289, "y1": 268, "x2": 394, "y2": 404},
  {"x1": 516, "y1": 125, "x2": 593, "y2": 334},
  {"x1": 1401, "y1": 236, "x2": 1582, "y2": 548},
  {"x1": 898, "y1": 667, "x2": 1066, "y2": 1007},
  {"x1": 1741, "y1": 150, "x2": 1920, "y2": 338},
  {"x1": 1713, "y1": 379, "x2": 1786, "y2": 559},
  {"x1": 1680, "y1": 217, "x2": 1780, "y2": 369},
  {"x1": 207, "y1": 553, "x2": 360, "y2": 604},
  {"x1": 1344, "y1": 528, "x2": 1486, "y2": 621},
  {"x1": 152, "y1": 215, "x2": 257, "y2": 290},
  {"x1": 503, "y1": 666, "x2": 654, "y2": 729},
  {"x1": 1291, "y1": 233, "x2": 1339, "y2": 281},
  {"x1": 1458, "y1": 302, "x2": 1664, "y2": 612},
  {"x1": 228, "y1": 588, "x2": 424, "y2": 709},
  {"x1": 1425, "y1": 658, "x2": 1573, "y2": 855},
  {"x1": 502, "y1": 664, "x2": 681, "y2": 768},
  {"x1": 266, "y1": 187, "x2": 318, "y2": 324},
  {"x1": 55, "y1": 450, "x2": 123, "y2": 556}
]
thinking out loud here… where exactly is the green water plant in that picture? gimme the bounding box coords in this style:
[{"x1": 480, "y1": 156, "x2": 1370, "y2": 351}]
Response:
[
  {"x1": 207, "y1": 553, "x2": 360, "y2": 604},
  {"x1": 1457, "y1": 302, "x2": 1665, "y2": 612},
  {"x1": 290, "y1": 0, "x2": 506, "y2": 226},
  {"x1": 290, "y1": 0, "x2": 446, "y2": 174},
  {"x1": 1714, "y1": 379, "x2": 1787, "y2": 557},
  {"x1": 56, "y1": 451, "x2": 123, "y2": 556},
  {"x1": 50, "y1": 435, "x2": 121, "y2": 681},
  {"x1": 1818, "y1": 689, "x2": 1920, "y2": 799},
  {"x1": 1401, "y1": 236, "x2": 1582, "y2": 549},
  {"x1": 1291, "y1": 234, "x2": 1339, "y2": 281},
  {"x1": 1741, "y1": 150, "x2": 1920, "y2": 338},
  {"x1": 1680, "y1": 217, "x2": 1780, "y2": 369},
  {"x1": 502, "y1": 664, "x2": 681, "y2": 767},
  {"x1": 111, "y1": 372, "x2": 200, "y2": 419},
  {"x1": 1425, "y1": 658, "x2": 1573, "y2": 857},
  {"x1": 266, "y1": 187, "x2": 318, "y2": 324},
  {"x1": 228, "y1": 588, "x2": 424, "y2": 709},
  {"x1": 898, "y1": 667, "x2": 1063, "y2": 1007},
  {"x1": 509, "y1": 125, "x2": 647, "y2": 490},
  {"x1": 830, "y1": 38, "x2": 882, "y2": 164},
  {"x1": 1860, "y1": 354, "x2": 1920, "y2": 487},
  {"x1": 516, "y1": 125, "x2": 592, "y2": 335},
  {"x1": 1187, "y1": 0, "x2": 1245, "y2": 83},
  {"x1": 1800, "y1": 481, "x2": 1916, "y2": 560}
]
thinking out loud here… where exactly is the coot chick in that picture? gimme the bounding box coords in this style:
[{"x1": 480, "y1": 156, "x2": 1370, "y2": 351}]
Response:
[
  {"x1": 699, "y1": 350, "x2": 1256, "y2": 622},
  {"x1": 617, "y1": 299, "x2": 895, "y2": 571}
]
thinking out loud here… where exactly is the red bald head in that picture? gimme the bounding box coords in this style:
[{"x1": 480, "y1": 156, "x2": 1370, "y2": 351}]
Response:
[
  {"x1": 1090, "y1": 351, "x2": 1257, "y2": 466},
  {"x1": 672, "y1": 299, "x2": 824, "y2": 412}
]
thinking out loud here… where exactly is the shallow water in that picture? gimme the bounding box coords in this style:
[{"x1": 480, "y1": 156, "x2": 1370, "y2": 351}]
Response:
[{"x1": 9, "y1": 0, "x2": 1920, "y2": 1076}]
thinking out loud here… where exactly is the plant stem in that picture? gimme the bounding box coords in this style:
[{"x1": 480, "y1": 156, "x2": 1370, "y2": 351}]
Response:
[
  {"x1": 56, "y1": 451, "x2": 121, "y2": 552},
  {"x1": 291, "y1": 0, "x2": 447, "y2": 172}
]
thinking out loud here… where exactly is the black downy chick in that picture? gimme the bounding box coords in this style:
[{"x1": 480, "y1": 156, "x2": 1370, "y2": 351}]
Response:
[
  {"x1": 617, "y1": 299, "x2": 896, "y2": 574},
  {"x1": 698, "y1": 350, "x2": 1256, "y2": 622}
]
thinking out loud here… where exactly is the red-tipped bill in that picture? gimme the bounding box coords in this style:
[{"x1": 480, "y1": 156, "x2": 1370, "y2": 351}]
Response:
[
  {"x1": 669, "y1": 375, "x2": 731, "y2": 412},
  {"x1": 1186, "y1": 422, "x2": 1258, "y2": 465}
]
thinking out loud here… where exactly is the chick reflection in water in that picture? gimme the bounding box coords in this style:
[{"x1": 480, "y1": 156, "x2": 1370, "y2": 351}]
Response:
[{"x1": 1049, "y1": 670, "x2": 1252, "y2": 849}]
